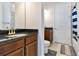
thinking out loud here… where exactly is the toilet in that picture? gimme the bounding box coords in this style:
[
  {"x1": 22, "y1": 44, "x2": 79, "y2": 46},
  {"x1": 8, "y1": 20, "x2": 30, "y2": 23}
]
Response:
[{"x1": 44, "y1": 40, "x2": 50, "y2": 54}]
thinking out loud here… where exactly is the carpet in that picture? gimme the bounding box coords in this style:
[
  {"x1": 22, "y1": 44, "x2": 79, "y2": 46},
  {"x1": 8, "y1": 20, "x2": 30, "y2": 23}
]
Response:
[
  {"x1": 60, "y1": 45, "x2": 76, "y2": 56},
  {"x1": 45, "y1": 49, "x2": 57, "y2": 56}
]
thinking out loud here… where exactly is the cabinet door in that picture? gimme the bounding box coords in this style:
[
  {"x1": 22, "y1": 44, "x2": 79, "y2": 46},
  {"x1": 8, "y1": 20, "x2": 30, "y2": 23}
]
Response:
[
  {"x1": 45, "y1": 29, "x2": 50, "y2": 41},
  {"x1": 26, "y1": 41, "x2": 37, "y2": 56},
  {"x1": 44, "y1": 28, "x2": 53, "y2": 43},
  {"x1": 6, "y1": 48, "x2": 24, "y2": 56}
]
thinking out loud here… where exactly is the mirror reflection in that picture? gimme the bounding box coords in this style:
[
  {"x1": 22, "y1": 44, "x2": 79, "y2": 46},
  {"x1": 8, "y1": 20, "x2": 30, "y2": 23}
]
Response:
[{"x1": 0, "y1": 2, "x2": 15, "y2": 30}]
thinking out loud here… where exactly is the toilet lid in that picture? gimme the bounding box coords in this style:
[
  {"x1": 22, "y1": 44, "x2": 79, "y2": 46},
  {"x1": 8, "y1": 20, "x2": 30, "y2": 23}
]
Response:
[{"x1": 44, "y1": 40, "x2": 50, "y2": 45}]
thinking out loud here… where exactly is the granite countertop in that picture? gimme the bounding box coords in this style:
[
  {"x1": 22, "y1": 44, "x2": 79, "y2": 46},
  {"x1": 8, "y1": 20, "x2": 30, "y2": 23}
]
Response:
[{"x1": 0, "y1": 32, "x2": 38, "y2": 45}]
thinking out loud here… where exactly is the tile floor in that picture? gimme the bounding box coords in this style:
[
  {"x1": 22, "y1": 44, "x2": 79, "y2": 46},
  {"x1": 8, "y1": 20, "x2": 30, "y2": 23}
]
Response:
[{"x1": 48, "y1": 42, "x2": 70, "y2": 56}]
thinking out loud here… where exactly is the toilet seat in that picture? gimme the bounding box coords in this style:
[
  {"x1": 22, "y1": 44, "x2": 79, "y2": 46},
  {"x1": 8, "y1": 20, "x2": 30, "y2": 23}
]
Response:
[
  {"x1": 44, "y1": 40, "x2": 50, "y2": 46},
  {"x1": 44, "y1": 40, "x2": 50, "y2": 54}
]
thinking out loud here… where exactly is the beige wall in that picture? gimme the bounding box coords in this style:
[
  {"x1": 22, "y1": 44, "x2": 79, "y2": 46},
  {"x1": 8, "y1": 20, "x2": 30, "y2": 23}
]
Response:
[{"x1": 15, "y1": 2, "x2": 26, "y2": 29}]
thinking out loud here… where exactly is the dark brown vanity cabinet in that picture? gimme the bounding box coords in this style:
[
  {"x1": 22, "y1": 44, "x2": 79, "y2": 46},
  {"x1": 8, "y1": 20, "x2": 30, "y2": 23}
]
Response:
[
  {"x1": 25, "y1": 34, "x2": 37, "y2": 56},
  {"x1": 0, "y1": 33, "x2": 37, "y2": 56},
  {"x1": 0, "y1": 37, "x2": 25, "y2": 56},
  {"x1": 44, "y1": 28, "x2": 53, "y2": 43}
]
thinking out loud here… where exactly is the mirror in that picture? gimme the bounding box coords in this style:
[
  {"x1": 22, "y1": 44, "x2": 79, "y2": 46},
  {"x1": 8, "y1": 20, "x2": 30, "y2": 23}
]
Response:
[
  {"x1": 0, "y1": 2, "x2": 26, "y2": 30},
  {"x1": 10, "y1": 2, "x2": 15, "y2": 30},
  {"x1": 0, "y1": 2, "x2": 15, "y2": 30}
]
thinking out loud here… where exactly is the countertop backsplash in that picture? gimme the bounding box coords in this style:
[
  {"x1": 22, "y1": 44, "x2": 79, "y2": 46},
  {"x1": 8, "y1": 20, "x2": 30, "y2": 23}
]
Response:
[{"x1": 0, "y1": 29, "x2": 38, "y2": 35}]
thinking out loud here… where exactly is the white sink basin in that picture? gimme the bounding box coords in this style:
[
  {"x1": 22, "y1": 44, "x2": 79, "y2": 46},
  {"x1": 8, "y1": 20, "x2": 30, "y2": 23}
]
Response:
[
  {"x1": 0, "y1": 34, "x2": 28, "y2": 42},
  {"x1": 6, "y1": 34, "x2": 27, "y2": 38}
]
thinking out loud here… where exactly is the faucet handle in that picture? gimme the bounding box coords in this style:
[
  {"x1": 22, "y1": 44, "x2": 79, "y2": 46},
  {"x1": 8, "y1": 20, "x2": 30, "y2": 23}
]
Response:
[
  {"x1": 13, "y1": 29, "x2": 15, "y2": 34},
  {"x1": 8, "y1": 29, "x2": 11, "y2": 35}
]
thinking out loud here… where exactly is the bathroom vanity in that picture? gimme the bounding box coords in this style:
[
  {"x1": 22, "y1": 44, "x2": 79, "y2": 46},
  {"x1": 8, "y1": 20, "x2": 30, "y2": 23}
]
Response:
[
  {"x1": 0, "y1": 2, "x2": 38, "y2": 56},
  {"x1": 0, "y1": 32, "x2": 37, "y2": 56}
]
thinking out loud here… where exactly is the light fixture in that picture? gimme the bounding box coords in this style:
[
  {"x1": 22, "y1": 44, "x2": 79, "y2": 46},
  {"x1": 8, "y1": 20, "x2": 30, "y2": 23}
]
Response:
[{"x1": 44, "y1": 9, "x2": 49, "y2": 19}]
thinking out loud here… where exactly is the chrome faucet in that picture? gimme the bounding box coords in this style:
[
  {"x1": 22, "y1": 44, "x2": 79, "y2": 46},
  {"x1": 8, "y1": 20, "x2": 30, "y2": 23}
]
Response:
[{"x1": 8, "y1": 27, "x2": 15, "y2": 35}]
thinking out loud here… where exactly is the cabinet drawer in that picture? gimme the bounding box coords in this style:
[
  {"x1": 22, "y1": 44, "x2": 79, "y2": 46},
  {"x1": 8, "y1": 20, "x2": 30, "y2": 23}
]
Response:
[
  {"x1": 26, "y1": 35, "x2": 37, "y2": 45},
  {"x1": 0, "y1": 39, "x2": 24, "y2": 56}
]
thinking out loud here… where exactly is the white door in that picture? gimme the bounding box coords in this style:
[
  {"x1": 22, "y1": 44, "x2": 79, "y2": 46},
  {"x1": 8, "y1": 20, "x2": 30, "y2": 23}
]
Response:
[{"x1": 53, "y1": 3, "x2": 72, "y2": 45}]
